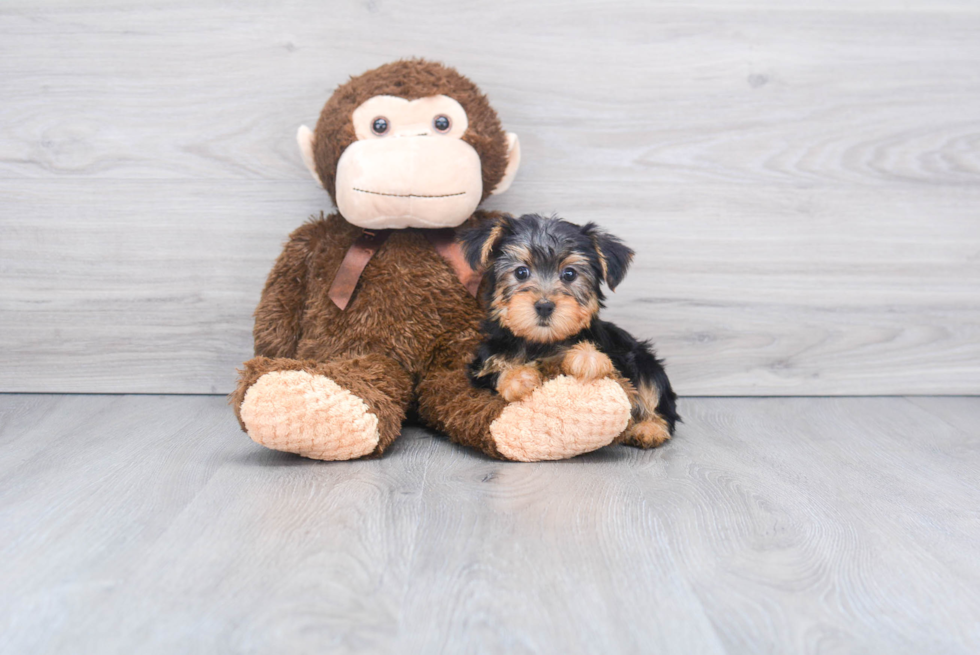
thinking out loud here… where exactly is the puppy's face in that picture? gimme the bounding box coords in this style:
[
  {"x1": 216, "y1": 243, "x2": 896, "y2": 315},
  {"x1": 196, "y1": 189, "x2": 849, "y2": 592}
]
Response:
[
  {"x1": 490, "y1": 240, "x2": 599, "y2": 342},
  {"x1": 461, "y1": 214, "x2": 634, "y2": 343}
]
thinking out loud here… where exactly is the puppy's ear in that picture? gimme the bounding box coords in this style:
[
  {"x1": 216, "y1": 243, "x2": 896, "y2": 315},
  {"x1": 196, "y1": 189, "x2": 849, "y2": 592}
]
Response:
[
  {"x1": 459, "y1": 214, "x2": 510, "y2": 271},
  {"x1": 583, "y1": 223, "x2": 634, "y2": 291}
]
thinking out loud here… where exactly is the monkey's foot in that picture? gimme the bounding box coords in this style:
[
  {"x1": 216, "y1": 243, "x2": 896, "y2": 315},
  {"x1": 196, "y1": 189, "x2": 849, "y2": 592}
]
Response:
[
  {"x1": 489, "y1": 375, "x2": 631, "y2": 462},
  {"x1": 239, "y1": 370, "x2": 379, "y2": 460}
]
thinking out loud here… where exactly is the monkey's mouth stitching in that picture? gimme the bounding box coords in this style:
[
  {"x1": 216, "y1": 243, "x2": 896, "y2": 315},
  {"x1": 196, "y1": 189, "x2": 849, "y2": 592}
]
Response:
[{"x1": 353, "y1": 188, "x2": 466, "y2": 199}]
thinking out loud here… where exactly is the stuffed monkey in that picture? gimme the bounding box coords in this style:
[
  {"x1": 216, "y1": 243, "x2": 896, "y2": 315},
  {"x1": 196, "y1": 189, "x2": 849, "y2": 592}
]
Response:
[{"x1": 231, "y1": 60, "x2": 631, "y2": 461}]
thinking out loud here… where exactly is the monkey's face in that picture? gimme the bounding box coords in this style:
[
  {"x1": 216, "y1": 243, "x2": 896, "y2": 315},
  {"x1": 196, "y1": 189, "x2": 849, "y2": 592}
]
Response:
[
  {"x1": 300, "y1": 93, "x2": 519, "y2": 230},
  {"x1": 335, "y1": 95, "x2": 482, "y2": 229},
  {"x1": 298, "y1": 62, "x2": 521, "y2": 229}
]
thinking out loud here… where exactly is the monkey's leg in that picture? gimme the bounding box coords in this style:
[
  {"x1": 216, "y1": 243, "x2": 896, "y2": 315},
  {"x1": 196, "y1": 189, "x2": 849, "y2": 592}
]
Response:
[
  {"x1": 417, "y1": 335, "x2": 631, "y2": 462},
  {"x1": 416, "y1": 365, "x2": 510, "y2": 459},
  {"x1": 231, "y1": 354, "x2": 412, "y2": 460}
]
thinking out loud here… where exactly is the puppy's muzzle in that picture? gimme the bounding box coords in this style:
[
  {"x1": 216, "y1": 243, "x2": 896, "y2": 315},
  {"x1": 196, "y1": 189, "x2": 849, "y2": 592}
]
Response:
[{"x1": 534, "y1": 298, "x2": 555, "y2": 320}]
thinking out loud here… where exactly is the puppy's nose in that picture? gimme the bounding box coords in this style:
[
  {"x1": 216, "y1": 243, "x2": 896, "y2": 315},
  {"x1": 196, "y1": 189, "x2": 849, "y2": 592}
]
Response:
[{"x1": 534, "y1": 298, "x2": 556, "y2": 318}]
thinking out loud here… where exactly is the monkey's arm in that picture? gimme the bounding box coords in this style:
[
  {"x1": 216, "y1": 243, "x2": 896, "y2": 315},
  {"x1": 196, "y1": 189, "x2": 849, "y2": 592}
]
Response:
[{"x1": 252, "y1": 223, "x2": 318, "y2": 359}]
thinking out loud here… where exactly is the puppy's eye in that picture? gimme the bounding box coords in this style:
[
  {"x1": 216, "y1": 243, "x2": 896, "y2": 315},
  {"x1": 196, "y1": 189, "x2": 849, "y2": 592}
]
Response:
[
  {"x1": 433, "y1": 115, "x2": 451, "y2": 132},
  {"x1": 561, "y1": 267, "x2": 578, "y2": 282},
  {"x1": 514, "y1": 266, "x2": 530, "y2": 281},
  {"x1": 372, "y1": 117, "x2": 389, "y2": 135}
]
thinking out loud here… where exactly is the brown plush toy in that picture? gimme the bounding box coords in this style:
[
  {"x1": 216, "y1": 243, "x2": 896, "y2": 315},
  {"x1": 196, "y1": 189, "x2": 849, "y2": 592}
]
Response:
[{"x1": 231, "y1": 59, "x2": 632, "y2": 461}]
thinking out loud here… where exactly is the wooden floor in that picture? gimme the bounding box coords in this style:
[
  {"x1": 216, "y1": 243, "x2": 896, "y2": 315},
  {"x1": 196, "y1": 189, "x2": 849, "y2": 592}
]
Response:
[{"x1": 1, "y1": 395, "x2": 978, "y2": 654}]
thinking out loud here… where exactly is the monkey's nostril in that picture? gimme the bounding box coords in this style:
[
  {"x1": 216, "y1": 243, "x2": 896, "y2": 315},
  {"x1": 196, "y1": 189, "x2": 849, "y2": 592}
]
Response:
[{"x1": 534, "y1": 299, "x2": 555, "y2": 318}]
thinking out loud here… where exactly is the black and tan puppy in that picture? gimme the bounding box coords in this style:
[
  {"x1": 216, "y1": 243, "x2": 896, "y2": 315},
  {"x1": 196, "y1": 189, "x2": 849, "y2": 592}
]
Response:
[{"x1": 460, "y1": 213, "x2": 680, "y2": 448}]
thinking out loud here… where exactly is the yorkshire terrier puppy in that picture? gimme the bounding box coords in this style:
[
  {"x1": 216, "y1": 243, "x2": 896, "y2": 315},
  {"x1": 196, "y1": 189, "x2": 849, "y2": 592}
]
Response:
[{"x1": 460, "y1": 213, "x2": 679, "y2": 448}]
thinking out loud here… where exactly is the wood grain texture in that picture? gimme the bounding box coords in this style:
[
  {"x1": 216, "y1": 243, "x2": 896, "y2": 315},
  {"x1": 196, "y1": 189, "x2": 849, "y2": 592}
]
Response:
[
  {"x1": 1, "y1": 0, "x2": 979, "y2": 394},
  {"x1": 2, "y1": 394, "x2": 978, "y2": 653}
]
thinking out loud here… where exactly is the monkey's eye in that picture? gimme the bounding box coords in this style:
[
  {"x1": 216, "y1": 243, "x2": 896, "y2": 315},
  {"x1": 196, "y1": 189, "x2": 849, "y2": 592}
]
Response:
[
  {"x1": 514, "y1": 266, "x2": 530, "y2": 281},
  {"x1": 561, "y1": 267, "x2": 578, "y2": 283},
  {"x1": 433, "y1": 115, "x2": 451, "y2": 133},
  {"x1": 371, "y1": 117, "x2": 389, "y2": 135}
]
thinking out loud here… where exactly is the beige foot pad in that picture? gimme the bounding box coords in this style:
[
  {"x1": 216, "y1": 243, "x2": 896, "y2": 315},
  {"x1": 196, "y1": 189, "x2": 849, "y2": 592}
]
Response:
[
  {"x1": 239, "y1": 370, "x2": 380, "y2": 460},
  {"x1": 489, "y1": 375, "x2": 631, "y2": 462}
]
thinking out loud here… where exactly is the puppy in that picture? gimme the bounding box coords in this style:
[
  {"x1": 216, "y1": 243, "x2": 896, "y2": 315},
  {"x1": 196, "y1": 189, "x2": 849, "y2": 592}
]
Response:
[{"x1": 460, "y1": 213, "x2": 679, "y2": 448}]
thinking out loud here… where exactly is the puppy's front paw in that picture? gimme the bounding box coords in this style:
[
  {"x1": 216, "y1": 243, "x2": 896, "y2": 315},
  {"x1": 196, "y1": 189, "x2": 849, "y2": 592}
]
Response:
[
  {"x1": 562, "y1": 342, "x2": 614, "y2": 381},
  {"x1": 497, "y1": 366, "x2": 544, "y2": 402}
]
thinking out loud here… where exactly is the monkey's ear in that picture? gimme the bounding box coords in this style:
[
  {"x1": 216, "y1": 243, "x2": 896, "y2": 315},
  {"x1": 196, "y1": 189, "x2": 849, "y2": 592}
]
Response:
[
  {"x1": 459, "y1": 215, "x2": 511, "y2": 270},
  {"x1": 584, "y1": 223, "x2": 634, "y2": 291},
  {"x1": 490, "y1": 133, "x2": 521, "y2": 195},
  {"x1": 297, "y1": 125, "x2": 323, "y2": 188}
]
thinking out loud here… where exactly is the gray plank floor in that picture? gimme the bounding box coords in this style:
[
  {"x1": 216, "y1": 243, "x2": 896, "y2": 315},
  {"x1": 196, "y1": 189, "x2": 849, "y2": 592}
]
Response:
[{"x1": 1, "y1": 395, "x2": 978, "y2": 654}]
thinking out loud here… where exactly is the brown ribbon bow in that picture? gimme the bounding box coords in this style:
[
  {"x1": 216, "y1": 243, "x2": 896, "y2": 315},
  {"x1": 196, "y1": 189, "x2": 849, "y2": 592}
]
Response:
[{"x1": 327, "y1": 228, "x2": 482, "y2": 310}]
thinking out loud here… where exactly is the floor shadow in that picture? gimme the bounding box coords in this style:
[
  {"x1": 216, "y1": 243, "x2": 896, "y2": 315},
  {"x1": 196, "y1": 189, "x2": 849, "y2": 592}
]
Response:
[
  {"x1": 230, "y1": 447, "x2": 324, "y2": 468},
  {"x1": 227, "y1": 422, "x2": 642, "y2": 467}
]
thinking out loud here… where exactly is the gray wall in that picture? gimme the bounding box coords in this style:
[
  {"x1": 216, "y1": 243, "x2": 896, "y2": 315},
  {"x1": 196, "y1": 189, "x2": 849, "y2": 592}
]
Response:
[{"x1": 1, "y1": 0, "x2": 978, "y2": 395}]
